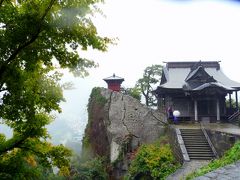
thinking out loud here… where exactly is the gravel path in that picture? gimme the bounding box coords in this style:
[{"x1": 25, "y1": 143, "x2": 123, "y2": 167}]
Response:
[
  {"x1": 194, "y1": 161, "x2": 240, "y2": 180},
  {"x1": 166, "y1": 160, "x2": 210, "y2": 180}
]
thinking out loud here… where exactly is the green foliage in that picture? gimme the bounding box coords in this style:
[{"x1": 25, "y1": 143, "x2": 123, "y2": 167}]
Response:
[
  {"x1": 0, "y1": 0, "x2": 110, "y2": 177},
  {"x1": 89, "y1": 87, "x2": 108, "y2": 106},
  {"x1": 126, "y1": 137, "x2": 180, "y2": 180},
  {"x1": 82, "y1": 87, "x2": 108, "y2": 160},
  {"x1": 136, "y1": 64, "x2": 162, "y2": 106},
  {"x1": 0, "y1": 143, "x2": 72, "y2": 179},
  {"x1": 226, "y1": 98, "x2": 240, "y2": 109},
  {"x1": 186, "y1": 141, "x2": 240, "y2": 179},
  {"x1": 70, "y1": 155, "x2": 108, "y2": 180},
  {"x1": 122, "y1": 87, "x2": 141, "y2": 101}
]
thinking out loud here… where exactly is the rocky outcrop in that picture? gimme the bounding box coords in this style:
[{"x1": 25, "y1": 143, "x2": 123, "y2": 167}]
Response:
[{"x1": 83, "y1": 87, "x2": 166, "y2": 166}]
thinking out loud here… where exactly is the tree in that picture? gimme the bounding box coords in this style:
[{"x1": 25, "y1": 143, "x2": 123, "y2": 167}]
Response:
[
  {"x1": 121, "y1": 87, "x2": 141, "y2": 101},
  {"x1": 70, "y1": 156, "x2": 108, "y2": 179},
  {"x1": 0, "y1": 0, "x2": 111, "y2": 177},
  {"x1": 136, "y1": 65, "x2": 162, "y2": 107}
]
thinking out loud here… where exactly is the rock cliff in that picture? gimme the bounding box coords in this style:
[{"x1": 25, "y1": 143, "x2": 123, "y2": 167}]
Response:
[{"x1": 83, "y1": 87, "x2": 166, "y2": 176}]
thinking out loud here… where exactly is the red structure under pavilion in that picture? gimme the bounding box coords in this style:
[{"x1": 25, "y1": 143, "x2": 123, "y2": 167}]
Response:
[{"x1": 103, "y1": 73, "x2": 124, "y2": 92}]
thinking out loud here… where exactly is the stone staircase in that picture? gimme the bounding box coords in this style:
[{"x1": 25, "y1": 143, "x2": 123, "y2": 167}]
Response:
[{"x1": 180, "y1": 129, "x2": 215, "y2": 160}]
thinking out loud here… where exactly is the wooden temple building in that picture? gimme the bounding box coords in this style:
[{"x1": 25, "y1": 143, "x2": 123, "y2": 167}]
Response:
[
  {"x1": 103, "y1": 73, "x2": 124, "y2": 92},
  {"x1": 155, "y1": 61, "x2": 240, "y2": 122}
]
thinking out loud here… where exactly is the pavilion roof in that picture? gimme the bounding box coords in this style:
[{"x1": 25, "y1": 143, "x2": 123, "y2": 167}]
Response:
[{"x1": 103, "y1": 73, "x2": 124, "y2": 81}]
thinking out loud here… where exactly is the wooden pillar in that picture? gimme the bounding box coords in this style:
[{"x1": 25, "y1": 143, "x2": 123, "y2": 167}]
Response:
[
  {"x1": 223, "y1": 97, "x2": 226, "y2": 115},
  {"x1": 235, "y1": 91, "x2": 238, "y2": 110},
  {"x1": 216, "y1": 99, "x2": 220, "y2": 122},
  {"x1": 229, "y1": 94, "x2": 232, "y2": 110},
  {"x1": 194, "y1": 100, "x2": 198, "y2": 122}
]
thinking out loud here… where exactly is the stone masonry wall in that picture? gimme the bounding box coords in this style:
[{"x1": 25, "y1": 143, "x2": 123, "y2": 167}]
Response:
[{"x1": 206, "y1": 130, "x2": 240, "y2": 157}]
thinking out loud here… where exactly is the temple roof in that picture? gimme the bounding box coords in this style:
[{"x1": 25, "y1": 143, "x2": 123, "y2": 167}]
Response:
[
  {"x1": 158, "y1": 61, "x2": 240, "y2": 91},
  {"x1": 103, "y1": 73, "x2": 124, "y2": 82}
]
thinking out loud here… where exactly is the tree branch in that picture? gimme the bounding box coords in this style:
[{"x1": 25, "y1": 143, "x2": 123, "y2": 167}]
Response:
[
  {"x1": 0, "y1": 136, "x2": 27, "y2": 154},
  {"x1": 19, "y1": 145, "x2": 44, "y2": 156},
  {"x1": 0, "y1": 0, "x2": 4, "y2": 7},
  {"x1": 0, "y1": 0, "x2": 56, "y2": 78},
  {"x1": 6, "y1": 0, "x2": 56, "y2": 65}
]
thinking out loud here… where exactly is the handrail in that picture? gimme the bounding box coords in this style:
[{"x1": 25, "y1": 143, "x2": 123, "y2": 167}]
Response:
[
  {"x1": 200, "y1": 124, "x2": 219, "y2": 159},
  {"x1": 228, "y1": 110, "x2": 240, "y2": 122}
]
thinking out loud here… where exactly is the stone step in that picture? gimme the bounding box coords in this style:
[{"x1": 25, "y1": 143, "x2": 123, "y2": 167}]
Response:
[
  {"x1": 188, "y1": 152, "x2": 215, "y2": 155},
  {"x1": 189, "y1": 156, "x2": 215, "y2": 160},
  {"x1": 181, "y1": 131, "x2": 202, "y2": 133},
  {"x1": 184, "y1": 141, "x2": 209, "y2": 144},
  {"x1": 180, "y1": 129, "x2": 202, "y2": 131},
  {"x1": 182, "y1": 134, "x2": 206, "y2": 136},
  {"x1": 182, "y1": 136, "x2": 205, "y2": 138},
  {"x1": 181, "y1": 132, "x2": 202, "y2": 134},
  {"x1": 180, "y1": 128, "x2": 215, "y2": 160},
  {"x1": 186, "y1": 147, "x2": 212, "y2": 150},
  {"x1": 188, "y1": 152, "x2": 214, "y2": 155},
  {"x1": 184, "y1": 142, "x2": 209, "y2": 145},
  {"x1": 186, "y1": 147, "x2": 212, "y2": 151},
  {"x1": 182, "y1": 136, "x2": 207, "y2": 138},
  {"x1": 183, "y1": 139, "x2": 208, "y2": 142},
  {"x1": 181, "y1": 134, "x2": 204, "y2": 138},
  {"x1": 186, "y1": 148, "x2": 211, "y2": 151},
  {"x1": 189, "y1": 153, "x2": 215, "y2": 156},
  {"x1": 185, "y1": 145, "x2": 211, "y2": 148}
]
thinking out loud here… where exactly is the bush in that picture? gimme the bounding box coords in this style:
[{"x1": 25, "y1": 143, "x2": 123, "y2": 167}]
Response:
[
  {"x1": 70, "y1": 156, "x2": 108, "y2": 180},
  {"x1": 121, "y1": 87, "x2": 141, "y2": 101},
  {"x1": 126, "y1": 137, "x2": 180, "y2": 179},
  {"x1": 186, "y1": 141, "x2": 240, "y2": 179}
]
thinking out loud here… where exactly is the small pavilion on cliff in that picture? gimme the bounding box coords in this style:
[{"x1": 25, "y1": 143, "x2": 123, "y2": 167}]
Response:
[
  {"x1": 155, "y1": 61, "x2": 240, "y2": 122},
  {"x1": 103, "y1": 73, "x2": 124, "y2": 92}
]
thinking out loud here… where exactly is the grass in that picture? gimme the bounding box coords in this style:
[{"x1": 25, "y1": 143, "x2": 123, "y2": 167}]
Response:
[{"x1": 186, "y1": 141, "x2": 240, "y2": 179}]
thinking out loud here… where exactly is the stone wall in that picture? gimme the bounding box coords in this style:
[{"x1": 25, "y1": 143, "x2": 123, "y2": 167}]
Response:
[
  {"x1": 167, "y1": 126, "x2": 190, "y2": 164},
  {"x1": 206, "y1": 130, "x2": 240, "y2": 157}
]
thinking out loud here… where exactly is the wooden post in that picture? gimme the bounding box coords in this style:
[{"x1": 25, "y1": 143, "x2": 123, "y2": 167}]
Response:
[
  {"x1": 229, "y1": 94, "x2": 232, "y2": 110},
  {"x1": 216, "y1": 99, "x2": 220, "y2": 122},
  {"x1": 235, "y1": 91, "x2": 238, "y2": 110},
  {"x1": 194, "y1": 100, "x2": 198, "y2": 122}
]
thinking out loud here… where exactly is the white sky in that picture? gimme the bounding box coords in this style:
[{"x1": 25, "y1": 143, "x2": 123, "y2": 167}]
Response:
[
  {"x1": 89, "y1": 0, "x2": 240, "y2": 86},
  {"x1": 51, "y1": 0, "x2": 240, "y2": 145}
]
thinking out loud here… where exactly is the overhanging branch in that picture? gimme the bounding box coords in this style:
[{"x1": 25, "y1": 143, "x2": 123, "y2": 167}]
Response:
[
  {"x1": 0, "y1": 0, "x2": 56, "y2": 78},
  {"x1": 0, "y1": 0, "x2": 5, "y2": 7},
  {"x1": 5, "y1": 0, "x2": 56, "y2": 65},
  {"x1": 0, "y1": 136, "x2": 27, "y2": 154}
]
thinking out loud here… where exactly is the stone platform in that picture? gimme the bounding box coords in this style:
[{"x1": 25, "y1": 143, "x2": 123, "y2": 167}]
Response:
[
  {"x1": 195, "y1": 161, "x2": 240, "y2": 180},
  {"x1": 173, "y1": 122, "x2": 240, "y2": 136}
]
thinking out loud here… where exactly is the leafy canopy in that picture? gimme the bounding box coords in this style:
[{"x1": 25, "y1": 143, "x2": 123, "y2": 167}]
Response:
[
  {"x1": 121, "y1": 87, "x2": 141, "y2": 101},
  {"x1": 136, "y1": 64, "x2": 162, "y2": 106},
  {"x1": 0, "y1": 0, "x2": 111, "y2": 178}
]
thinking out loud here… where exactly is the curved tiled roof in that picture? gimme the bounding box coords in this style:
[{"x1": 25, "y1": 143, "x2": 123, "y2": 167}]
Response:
[{"x1": 158, "y1": 61, "x2": 240, "y2": 91}]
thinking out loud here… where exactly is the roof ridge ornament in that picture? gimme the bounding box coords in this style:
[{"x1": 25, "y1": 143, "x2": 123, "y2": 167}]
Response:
[{"x1": 190, "y1": 60, "x2": 202, "y2": 71}]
